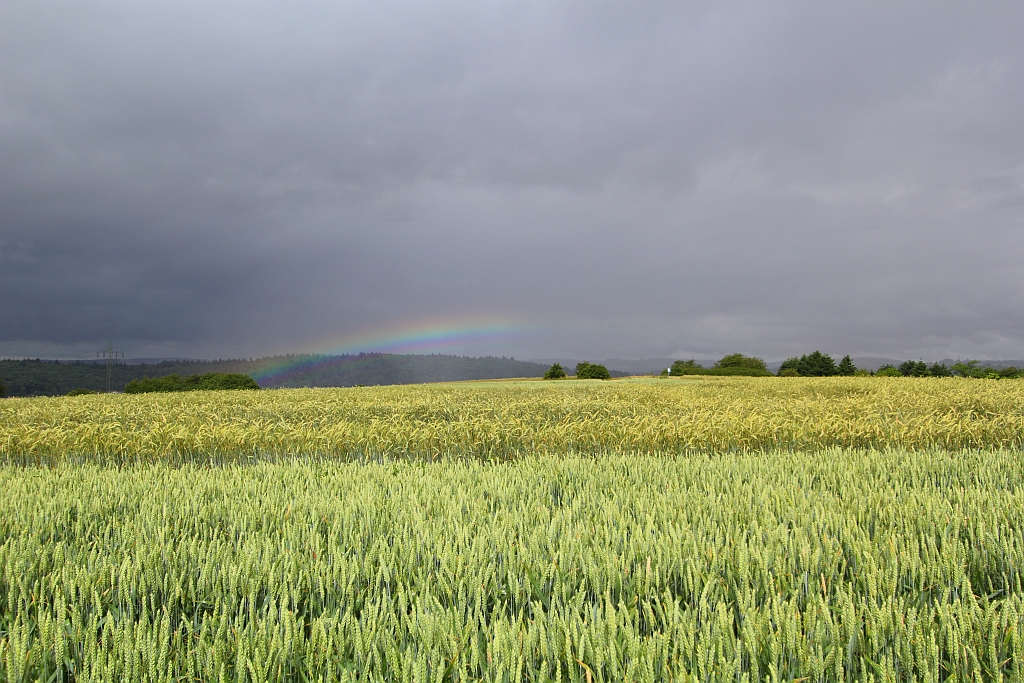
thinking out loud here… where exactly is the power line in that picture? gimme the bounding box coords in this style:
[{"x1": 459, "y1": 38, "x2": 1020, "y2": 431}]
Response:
[{"x1": 97, "y1": 342, "x2": 124, "y2": 392}]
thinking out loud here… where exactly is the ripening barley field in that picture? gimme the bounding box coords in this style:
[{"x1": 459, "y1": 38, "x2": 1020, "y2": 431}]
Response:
[
  {"x1": 2, "y1": 377, "x2": 1023, "y2": 464},
  {"x1": 1, "y1": 378, "x2": 1024, "y2": 682}
]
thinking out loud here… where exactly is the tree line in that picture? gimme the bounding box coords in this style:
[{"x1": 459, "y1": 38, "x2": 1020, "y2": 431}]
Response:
[
  {"x1": 543, "y1": 352, "x2": 1024, "y2": 380},
  {"x1": 665, "y1": 354, "x2": 773, "y2": 377},
  {"x1": 124, "y1": 373, "x2": 260, "y2": 393},
  {"x1": 543, "y1": 362, "x2": 613, "y2": 379},
  {"x1": 3, "y1": 351, "x2": 1022, "y2": 397},
  {"x1": 544, "y1": 354, "x2": 774, "y2": 380},
  {"x1": 0, "y1": 358, "x2": 265, "y2": 397},
  {"x1": 0, "y1": 354, "x2": 554, "y2": 397},
  {"x1": 777, "y1": 352, "x2": 1023, "y2": 378}
]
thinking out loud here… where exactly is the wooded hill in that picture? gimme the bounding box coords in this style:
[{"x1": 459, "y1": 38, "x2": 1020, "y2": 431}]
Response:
[{"x1": 0, "y1": 354, "x2": 550, "y2": 397}]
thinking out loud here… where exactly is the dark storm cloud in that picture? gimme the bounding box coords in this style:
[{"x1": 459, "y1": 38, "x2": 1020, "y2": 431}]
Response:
[{"x1": 2, "y1": 1, "x2": 1022, "y2": 360}]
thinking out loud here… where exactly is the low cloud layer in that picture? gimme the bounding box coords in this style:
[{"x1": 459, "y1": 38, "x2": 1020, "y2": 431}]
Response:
[{"x1": 2, "y1": 1, "x2": 1022, "y2": 361}]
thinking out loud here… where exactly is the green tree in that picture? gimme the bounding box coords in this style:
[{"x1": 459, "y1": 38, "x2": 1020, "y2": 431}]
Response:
[
  {"x1": 898, "y1": 360, "x2": 928, "y2": 377},
  {"x1": 876, "y1": 365, "x2": 902, "y2": 377},
  {"x1": 928, "y1": 363, "x2": 951, "y2": 377},
  {"x1": 574, "y1": 362, "x2": 611, "y2": 380},
  {"x1": 669, "y1": 360, "x2": 703, "y2": 376},
  {"x1": 777, "y1": 358, "x2": 800, "y2": 375},
  {"x1": 836, "y1": 355, "x2": 856, "y2": 376},
  {"x1": 950, "y1": 362, "x2": 1024, "y2": 380},
  {"x1": 543, "y1": 363, "x2": 566, "y2": 379},
  {"x1": 797, "y1": 351, "x2": 837, "y2": 377},
  {"x1": 714, "y1": 353, "x2": 767, "y2": 372},
  {"x1": 0, "y1": 377, "x2": 6, "y2": 398},
  {"x1": 952, "y1": 360, "x2": 981, "y2": 378}
]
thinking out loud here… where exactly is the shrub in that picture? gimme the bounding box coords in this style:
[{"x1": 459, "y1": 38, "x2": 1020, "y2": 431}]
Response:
[
  {"x1": 876, "y1": 366, "x2": 902, "y2": 377},
  {"x1": 714, "y1": 354, "x2": 768, "y2": 372},
  {"x1": 574, "y1": 362, "x2": 611, "y2": 380},
  {"x1": 670, "y1": 359, "x2": 770, "y2": 377},
  {"x1": 669, "y1": 360, "x2": 703, "y2": 376},
  {"x1": 778, "y1": 358, "x2": 800, "y2": 375},
  {"x1": 66, "y1": 388, "x2": 98, "y2": 396},
  {"x1": 543, "y1": 363, "x2": 567, "y2": 379},
  {"x1": 124, "y1": 373, "x2": 260, "y2": 394},
  {"x1": 0, "y1": 377, "x2": 5, "y2": 398},
  {"x1": 703, "y1": 367, "x2": 772, "y2": 377}
]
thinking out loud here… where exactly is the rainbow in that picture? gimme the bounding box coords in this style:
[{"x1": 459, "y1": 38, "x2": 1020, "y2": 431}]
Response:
[{"x1": 250, "y1": 318, "x2": 528, "y2": 385}]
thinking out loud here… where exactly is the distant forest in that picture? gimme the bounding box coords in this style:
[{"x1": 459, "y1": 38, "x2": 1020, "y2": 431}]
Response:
[
  {"x1": 1, "y1": 351, "x2": 1018, "y2": 398},
  {"x1": 0, "y1": 354, "x2": 552, "y2": 397}
]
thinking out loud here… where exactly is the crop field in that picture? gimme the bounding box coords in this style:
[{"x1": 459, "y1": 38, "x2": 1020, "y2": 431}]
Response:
[
  {"x1": 1, "y1": 377, "x2": 1023, "y2": 682},
  {"x1": 2, "y1": 377, "x2": 1023, "y2": 464}
]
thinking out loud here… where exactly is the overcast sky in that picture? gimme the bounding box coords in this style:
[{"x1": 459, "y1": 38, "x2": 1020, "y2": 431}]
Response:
[{"x1": 2, "y1": 1, "x2": 1022, "y2": 361}]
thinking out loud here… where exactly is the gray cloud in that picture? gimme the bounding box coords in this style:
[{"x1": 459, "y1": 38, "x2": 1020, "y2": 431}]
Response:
[{"x1": 2, "y1": 1, "x2": 1022, "y2": 360}]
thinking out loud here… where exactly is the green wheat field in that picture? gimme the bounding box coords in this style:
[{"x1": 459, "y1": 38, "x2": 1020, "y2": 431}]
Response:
[{"x1": 1, "y1": 377, "x2": 1023, "y2": 681}]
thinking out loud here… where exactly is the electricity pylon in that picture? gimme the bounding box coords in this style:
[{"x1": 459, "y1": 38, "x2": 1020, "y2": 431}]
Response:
[{"x1": 97, "y1": 342, "x2": 124, "y2": 392}]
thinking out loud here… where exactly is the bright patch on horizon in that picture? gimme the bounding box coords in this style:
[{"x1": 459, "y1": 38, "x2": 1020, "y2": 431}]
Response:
[{"x1": 251, "y1": 318, "x2": 530, "y2": 384}]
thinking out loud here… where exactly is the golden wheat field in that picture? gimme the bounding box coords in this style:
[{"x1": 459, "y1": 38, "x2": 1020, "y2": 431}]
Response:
[
  {"x1": 1, "y1": 376, "x2": 1023, "y2": 464},
  {"x1": 2, "y1": 377, "x2": 1024, "y2": 681}
]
